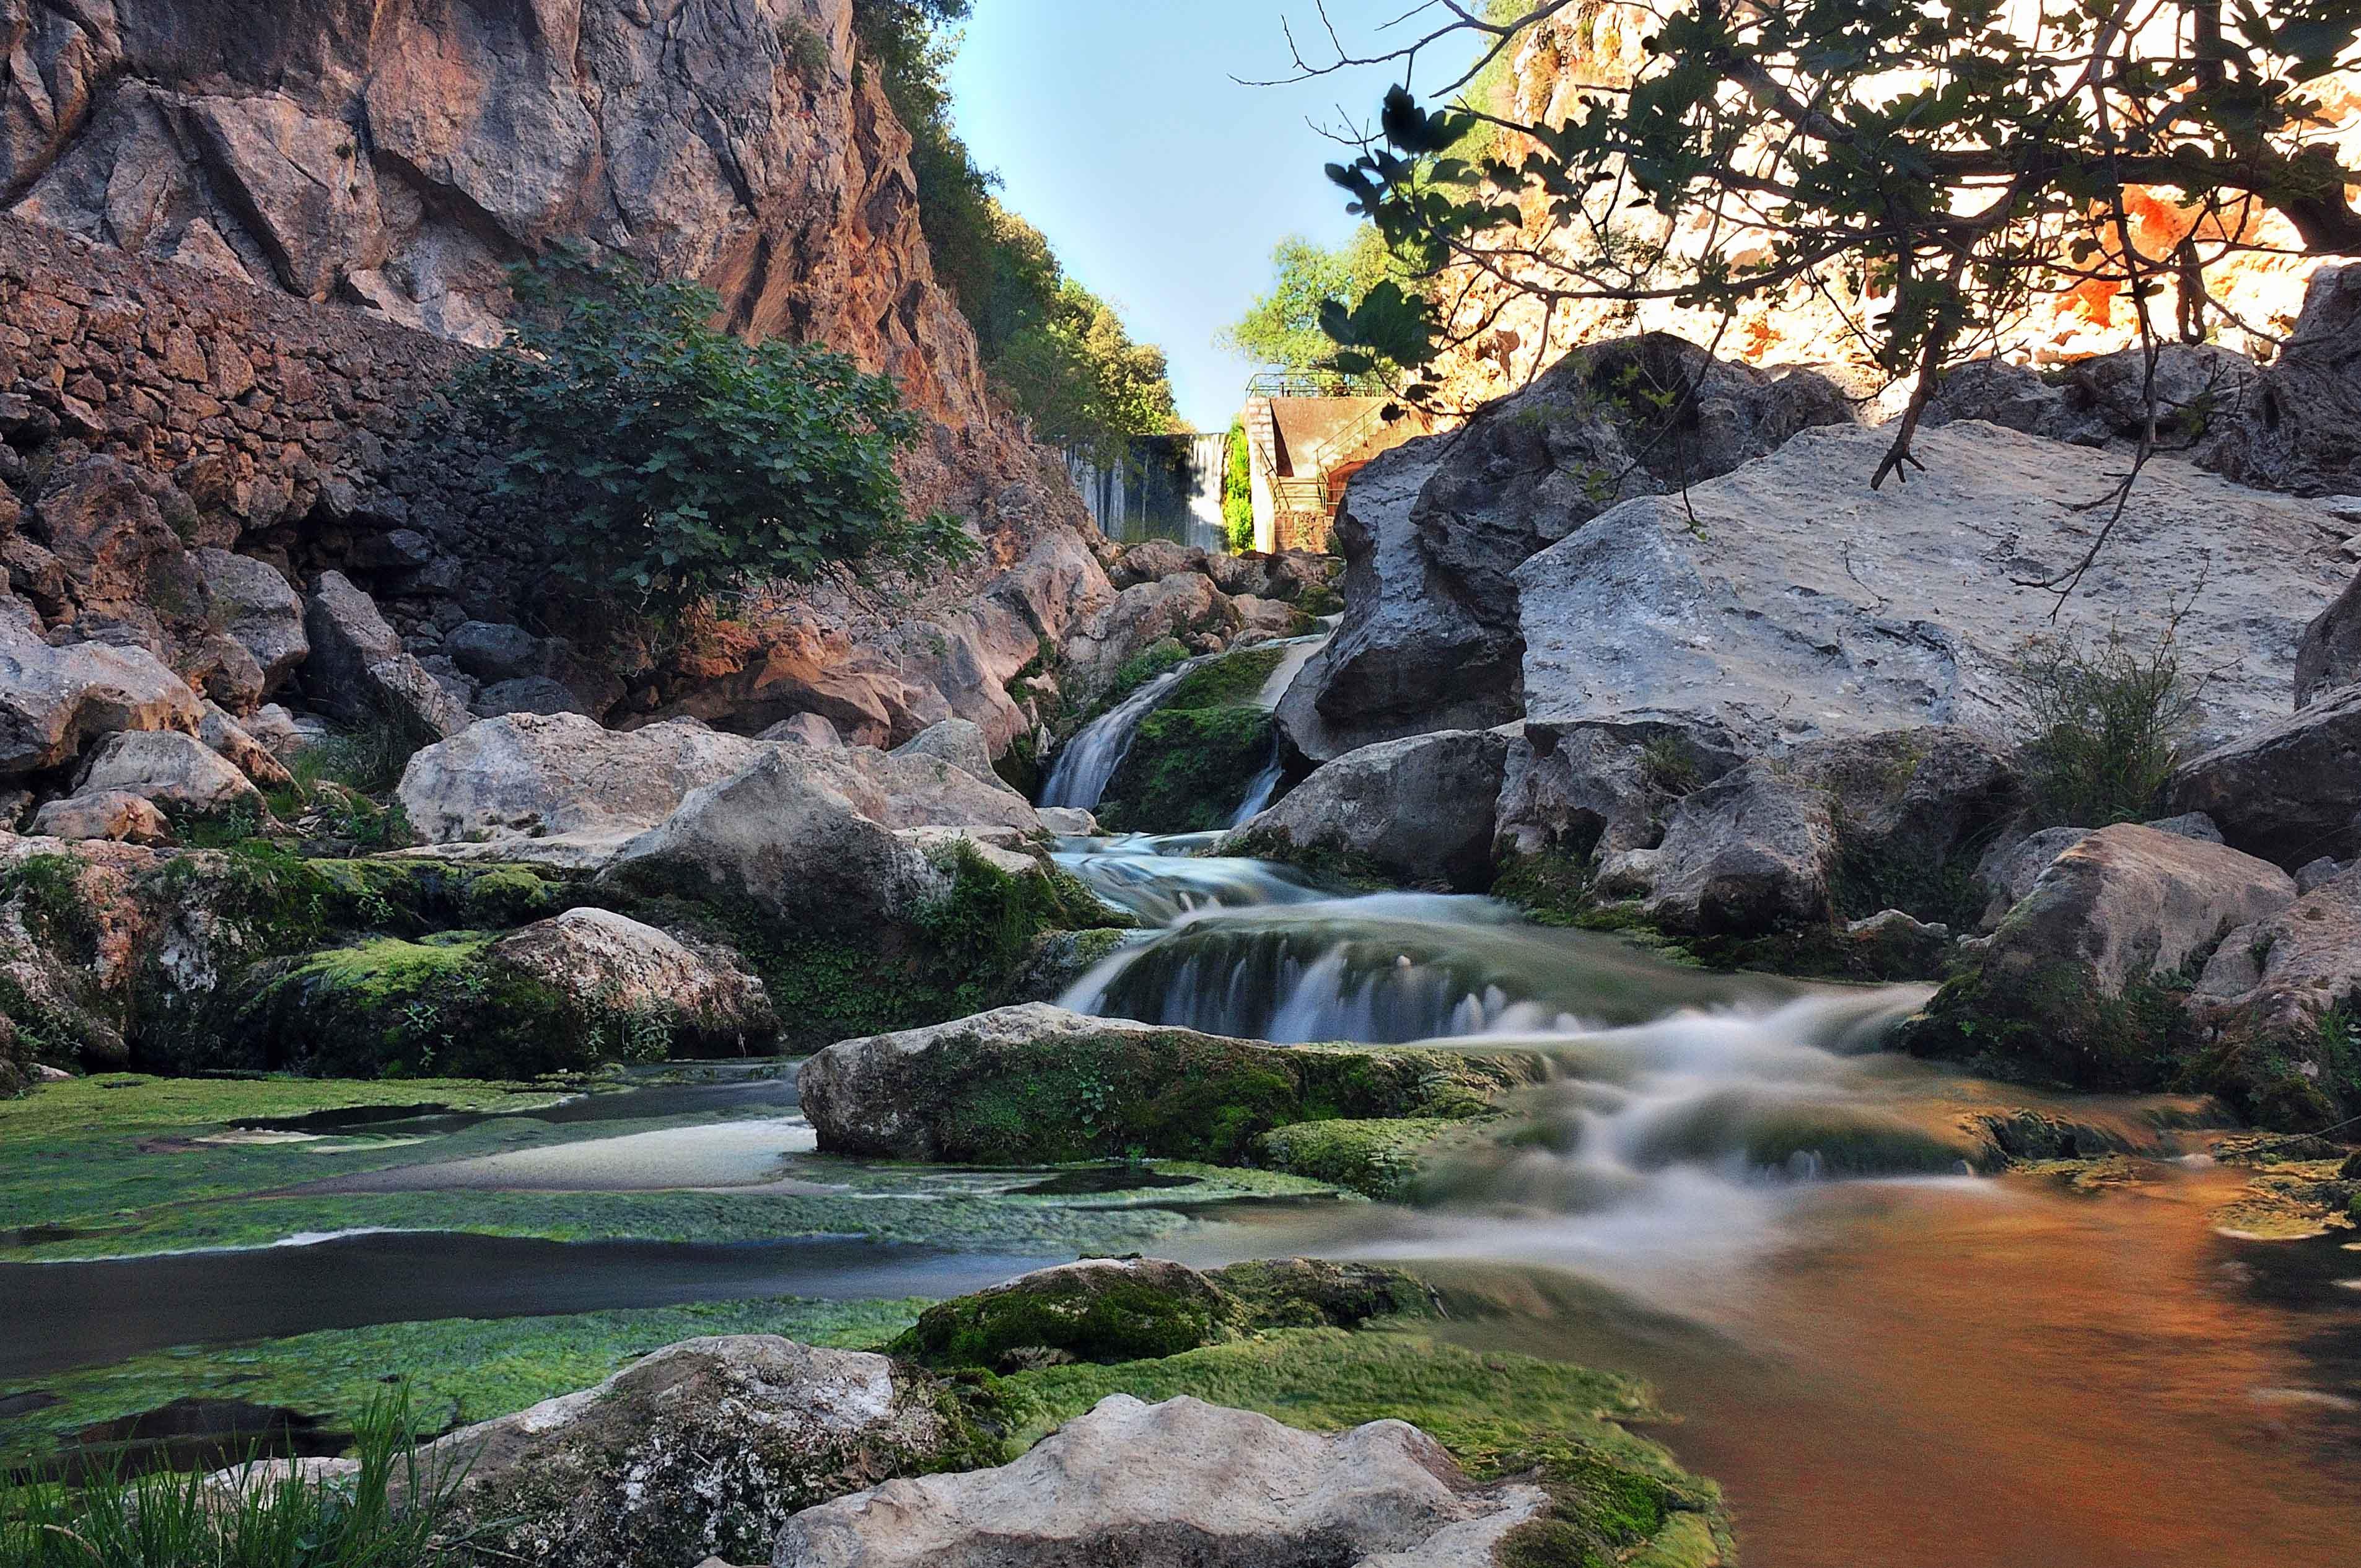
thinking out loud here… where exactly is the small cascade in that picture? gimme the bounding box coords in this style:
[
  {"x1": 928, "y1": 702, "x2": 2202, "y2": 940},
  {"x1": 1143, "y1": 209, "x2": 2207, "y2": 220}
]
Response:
[
  {"x1": 1226, "y1": 754, "x2": 1286, "y2": 826},
  {"x1": 1052, "y1": 831, "x2": 1334, "y2": 924},
  {"x1": 1224, "y1": 628, "x2": 1331, "y2": 827},
  {"x1": 1059, "y1": 893, "x2": 1795, "y2": 1043},
  {"x1": 1036, "y1": 660, "x2": 1206, "y2": 810}
]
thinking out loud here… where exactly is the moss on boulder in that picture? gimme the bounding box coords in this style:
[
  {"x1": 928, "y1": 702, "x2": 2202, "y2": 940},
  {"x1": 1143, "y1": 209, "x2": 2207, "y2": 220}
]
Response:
[
  {"x1": 1095, "y1": 642, "x2": 1291, "y2": 834},
  {"x1": 1255, "y1": 1116, "x2": 1469, "y2": 1199},
  {"x1": 798, "y1": 1003, "x2": 1548, "y2": 1165},
  {"x1": 891, "y1": 1256, "x2": 1432, "y2": 1375}
]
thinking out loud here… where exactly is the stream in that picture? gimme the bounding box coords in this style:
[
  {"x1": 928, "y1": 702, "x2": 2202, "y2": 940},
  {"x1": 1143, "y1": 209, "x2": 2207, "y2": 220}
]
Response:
[{"x1": 11, "y1": 817, "x2": 2360, "y2": 1561}]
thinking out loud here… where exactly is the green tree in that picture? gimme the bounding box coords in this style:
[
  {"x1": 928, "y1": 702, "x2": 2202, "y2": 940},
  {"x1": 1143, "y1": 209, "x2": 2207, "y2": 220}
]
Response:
[
  {"x1": 1222, "y1": 227, "x2": 1408, "y2": 384},
  {"x1": 1292, "y1": 0, "x2": 2361, "y2": 500},
  {"x1": 1224, "y1": 417, "x2": 1255, "y2": 550},
  {"x1": 452, "y1": 252, "x2": 972, "y2": 615}
]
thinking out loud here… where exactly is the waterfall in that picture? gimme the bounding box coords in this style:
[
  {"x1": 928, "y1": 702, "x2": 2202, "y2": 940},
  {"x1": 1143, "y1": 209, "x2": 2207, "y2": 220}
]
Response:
[
  {"x1": 1066, "y1": 432, "x2": 1230, "y2": 551},
  {"x1": 1036, "y1": 660, "x2": 1206, "y2": 810}
]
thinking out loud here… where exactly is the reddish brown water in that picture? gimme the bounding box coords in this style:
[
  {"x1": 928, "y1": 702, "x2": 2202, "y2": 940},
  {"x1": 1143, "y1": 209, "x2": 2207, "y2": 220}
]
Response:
[{"x1": 1193, "y1": 1165, "x2": 2361, "y2": 1568}]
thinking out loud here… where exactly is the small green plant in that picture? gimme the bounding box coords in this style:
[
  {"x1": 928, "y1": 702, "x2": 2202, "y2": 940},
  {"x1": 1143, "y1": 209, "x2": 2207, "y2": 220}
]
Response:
[
  {"x1": 0, "y1": 1387, "x2": 465, "y2": 1567},
  {"x1": 2017, "y1": 625, "x2": 2201, "y2": 826},
  {"x1": 450, "y1": 248, "x2": 974, "y2": 616},
  {"x1": 778, "y1": 18, "x2": 831, "y2": 78},
  {"x1": 1223, "y1": 418, "x2": 1255, "y2": 551}
]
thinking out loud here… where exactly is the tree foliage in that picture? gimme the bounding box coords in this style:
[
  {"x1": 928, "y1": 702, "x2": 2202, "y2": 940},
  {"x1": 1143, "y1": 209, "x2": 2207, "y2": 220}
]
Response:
[
  {"x1": 453, "y1": 252, "x2": 972, "y2": 615},
  {"x1": 1291, "y1": 0, "x2": 2361, "y2": 483},
  {"x1": 854, "y1": 0, "x2": 1177, "y2": 455},
  {"x1": 1222, "y1": 228, "x2": 1411, "y2": 382}
]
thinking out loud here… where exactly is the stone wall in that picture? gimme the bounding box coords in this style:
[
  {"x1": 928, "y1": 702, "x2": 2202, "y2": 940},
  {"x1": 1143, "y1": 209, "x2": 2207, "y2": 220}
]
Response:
[{"x1": 0, "y1": 212, "x2": 510, "y2": 636}]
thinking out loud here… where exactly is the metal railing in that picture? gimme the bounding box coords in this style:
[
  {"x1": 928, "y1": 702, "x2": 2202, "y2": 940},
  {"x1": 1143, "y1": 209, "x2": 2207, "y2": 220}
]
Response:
[{"x1": 1245, "y1": 370, "x2": 1375, "y2": 399}]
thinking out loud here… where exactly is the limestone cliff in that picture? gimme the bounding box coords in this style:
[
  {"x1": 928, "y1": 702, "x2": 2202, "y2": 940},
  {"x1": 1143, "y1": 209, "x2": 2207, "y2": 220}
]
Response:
[{"x1": 0, "y1": 0, "x2": 1041, "y2": 512}]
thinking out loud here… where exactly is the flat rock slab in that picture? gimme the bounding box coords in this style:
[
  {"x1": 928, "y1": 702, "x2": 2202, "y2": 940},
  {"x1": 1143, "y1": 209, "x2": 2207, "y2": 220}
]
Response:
[
  {"x1": 771, "y1": 1393, "x2": 1549, "y2": 1568},
  {"x1": 1515, "y1": 421, "x2": 2348, "y2": 755}
]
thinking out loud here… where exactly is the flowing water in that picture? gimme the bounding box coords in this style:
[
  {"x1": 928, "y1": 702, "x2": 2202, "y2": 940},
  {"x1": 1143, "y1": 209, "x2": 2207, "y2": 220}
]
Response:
[
  {"x1": 1046, "y1": 833, "x2": 2361, "y2": 1566},
  {"x1": 1036, "y1": 662, "x2": 1204, "y2": 810},
  {"x1": 1064, "y1": 432, "x2": 1231, "y2": 551}
]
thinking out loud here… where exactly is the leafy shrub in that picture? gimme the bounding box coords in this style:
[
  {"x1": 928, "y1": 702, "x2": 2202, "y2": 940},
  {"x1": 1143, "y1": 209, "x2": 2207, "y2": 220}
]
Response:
[
  {"x1": 451, "y1": 249, "x2": 973, "y2": 615},
  {"x1": 1223, "y1": 417, "x2": 1255, "y2": 551},
  {"x1": 777, "y1": 17, "x2": 831, "y2": 78},
  {"x1": 1, "y1": 1388, "x2": 463, "y2": 1568},
  {"x1": 2017, "y1": 627, "x2": 2201, "y2": 826}
]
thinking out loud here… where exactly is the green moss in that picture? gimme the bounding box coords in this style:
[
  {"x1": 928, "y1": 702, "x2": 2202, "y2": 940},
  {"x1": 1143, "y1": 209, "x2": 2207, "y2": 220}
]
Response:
[
  {"x1": 983, "y1": 1326, "x2": 1725, "y2": 1562},
  {"x1": 0, "y1": 1297, "x2": 928, "y2": 1464},
  {"x1": 1898, "y1": 948, "x2": 2204, "y2": 1097},
  {"x1": 1255, "y1": 1116, "x2": 1466, "y2": 1199},
  {"x1": 1097, "y1": 706, "x2": 1274, "y2": 833},
  {"x1": 849, "y1": 1023, "x2": 1547, "y2": 1165},
  {"x1": 0, "y1": 854, "x2": 103, "y2": 961},
  {"x1": 1158, "y1": 643, "x2": 1288, "y2": 711},
  {"x1": 227, "y1": 932, "x2": 656, "y2": 1080},
  {"x1": 1099, "y1": 638, "x2": 1188, "y2": 710},
  {"x1": 1295, "y1": 580, "x2": 1344, "y2": 618},
  {"x1": 1493, "y1": 850, "x2": 1599, "y2": 929}
]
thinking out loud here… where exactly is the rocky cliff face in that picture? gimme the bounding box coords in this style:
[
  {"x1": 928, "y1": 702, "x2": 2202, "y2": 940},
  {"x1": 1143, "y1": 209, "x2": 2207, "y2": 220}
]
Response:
[{"x1": 0, "y1": 0, "x2": 1033, "y2": 510}]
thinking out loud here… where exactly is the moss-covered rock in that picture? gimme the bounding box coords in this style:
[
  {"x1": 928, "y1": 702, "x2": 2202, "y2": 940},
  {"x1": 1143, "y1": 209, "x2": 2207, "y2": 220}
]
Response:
[
  {"x1": 799, "y1": 1003, "x2": 1549, "y2": 1165},
  {"x1": 1095, "y1": 642, "x2": 1290, "y2": 833},
  {"x1": 891, "y1": 1256, "x2": 1432, "y2": 1375},
  {"x1": 1255, "y1": 1116, "x2": 1468, "y2": 1199},
  {"x1": 0, "y1": 1013, "x2": 30, "y2": 1097},
  {"x1": 226, "y1": 906, "x2": 773, "y2": 1077}
]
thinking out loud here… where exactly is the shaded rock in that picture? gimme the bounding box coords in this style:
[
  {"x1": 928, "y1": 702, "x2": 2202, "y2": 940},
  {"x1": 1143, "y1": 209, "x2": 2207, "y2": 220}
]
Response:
[
  {"x1": 2295, "y1": 563, "x2": 2361, "y2": 708},
  {"x1": 797, "y1": 1003, "x2": 1544, "y2": 1165},
  {"x1": 191, "y1": 550, "x2": 306, "y2": 696},
  {"x1": 412, "y1": 1338, "x2": 977, "y2": 1568},
  {"x1": 1231, "y1": 729, "x2": 1510, "y2": 891},
  {"x1": 2191, "y1": 864, "x2": 2361, "y2": 1128},
  {"x1": 183, "y1": 631, "x2": 268, "y2": 714},
  {"x1": 2201, "y1": 265, "x2": 2361, "y2": 495},
  {"x1": 29, "y1": 789, "x2": 168, "y2": 844},
  {"x1": 2168, "y1": 683, "x2": 2361, "y2": 865},
  {"x1": 1279, "y1": 333, "x2": 1854, "y2": 763},
  {"x1": 770, "y1": 1393, "x2": 1548, "y2": 1568},
  {"x1": 242, "y1": 703, "x2": 325, "y2": 762},
  {"x1": 0, "y1": 626, "x2": 203, "y2": 776},
  {"x1": 1975, "y1": 826, "x2": 2092, "y2": 931},
  {"x1": 2064, "y1": 343, "x2": 2261, "y2": 447},
  {"x1": 300, "y1": 571, "x2": 401, "y2": 720},
  {"x1": 597, "y1": 749, "x2": 941, "y2": 931},
  {"x1": 446, "y1": 621, "x2": 545, "y2": 685},
  {"x1": 1922, "y1": 359, "x2": 2083, "y2": 439},
  {"x1": 2142, "y1": 811, "x2": 2223, "y2": 844},
  {"x1": 75, "y1": 729, "x2": 263, "y2": 817},
  {"x1": 2296, "y1": 856, "x2": 2349, "y2": 893},
  {"x1": 1513, "y1": 423, "x2": 2341, "y2": 774},
  {"x1": 473, "y1": 675, "x2": 586, "y2": 718},
  {"x1": 486, "y1": 908, "x2": 774, "y2": 1054},
  {"x1": 1109, "y1": 539, "x2": 1203, "y2": 588},
  {"x1": 362, "y1": 653, "x2": 474, "y2": 747},
  {"x1": 1618, "y1": 761, "x2": 1836, "y2": 935},
  {"x1": 1902, "y1": 825, "x2": 2296, "y2": 1094},
  {"x1": 764, "y1": 714, "x2": 844, "y2": 748}
]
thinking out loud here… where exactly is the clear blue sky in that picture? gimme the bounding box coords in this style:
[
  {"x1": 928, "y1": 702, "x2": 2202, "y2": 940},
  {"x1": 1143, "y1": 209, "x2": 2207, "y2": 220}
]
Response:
[{"x1": 944, "y1": 1, "x2": 1421, "y2": 431}]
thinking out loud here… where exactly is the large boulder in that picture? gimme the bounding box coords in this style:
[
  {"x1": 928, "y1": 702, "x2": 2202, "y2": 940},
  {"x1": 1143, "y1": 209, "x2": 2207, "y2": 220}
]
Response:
[
  {"x1": 28, "y1": 789, "x2": 169, "y2": 844},
  {"x1": 190, "y1": 550, "x2": 307, "y2": 698},
  {"x1": 796, "y1": 1003, "x2": 1544, "y2": 1165},
  {"x1": 444, "y1": 621, "x2": 546, "y2": 685},
  {"x1": 74, "y1": 729, "x2": 265, "y2": 817},
  {"x1": 230, "y1": 908, "x2": 773, "y2": 1077},
  {"x1": 23, "y1": 455, "x2": 206, "y2": 660},
  {"x1": 1901, "y1": 825, "x2": 2296, "y2": 1094},
  {"x1": 0, "y1": 626, "x2": 204, "y2": 776},
  {"x1": 1599, "y1": 761, "x2": 1838, "y2": 936},
  {"x1": 485, "y1": 908, "x2": 775, "y2": 1054},
  {"x1": 1277, "y1": 333, "x2": 1854, "y2": 763},
  {"x1": 2201, "y1": 265, "x2": 2361, "y2": 495},
  {"x1": 770, "y1": 1393, "x2": 1549, "y2": 1568},
  {"x1": 421, "y1": 1338, "x2": 979, "y2": 1568},
  {"x1": 2167, "y1": 683, "x2": 2361, "y2": 865},
  {"x1": 595, "y1": 749, "x2": 944, "y2": 931},
  {"x1": 2294, "y1": 566, "x2": 2361, "y2": 707},
  {"x1": 2190, "y1": 864, "x2": 2361, "y2": 1127},
  {"x1": 1060, "y1": 572, "x2": 1237, "y2": 707},
  {"x1": 396, "y1": 714, "x2": 768, "y2": 862},
  {"x1": 1230, "y1": 729, "x2": 1510, "y2": 891},
  {"x1": 1511, "y1": 421, "x2": 2342, "y2": 777}
]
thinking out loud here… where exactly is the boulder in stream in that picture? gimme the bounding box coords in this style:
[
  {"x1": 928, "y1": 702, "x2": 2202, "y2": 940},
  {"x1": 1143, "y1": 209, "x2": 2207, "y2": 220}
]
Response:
[
  {"x1": 1901, "y1": 824, "x2": 2297, "y2": 1100},
  {"x1": 1229, "y1": 727, "x2": 1510, "y2": 891},
  {"x1": 796, "y1": 1003, "x2": 1547, "y2": 1165}
]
